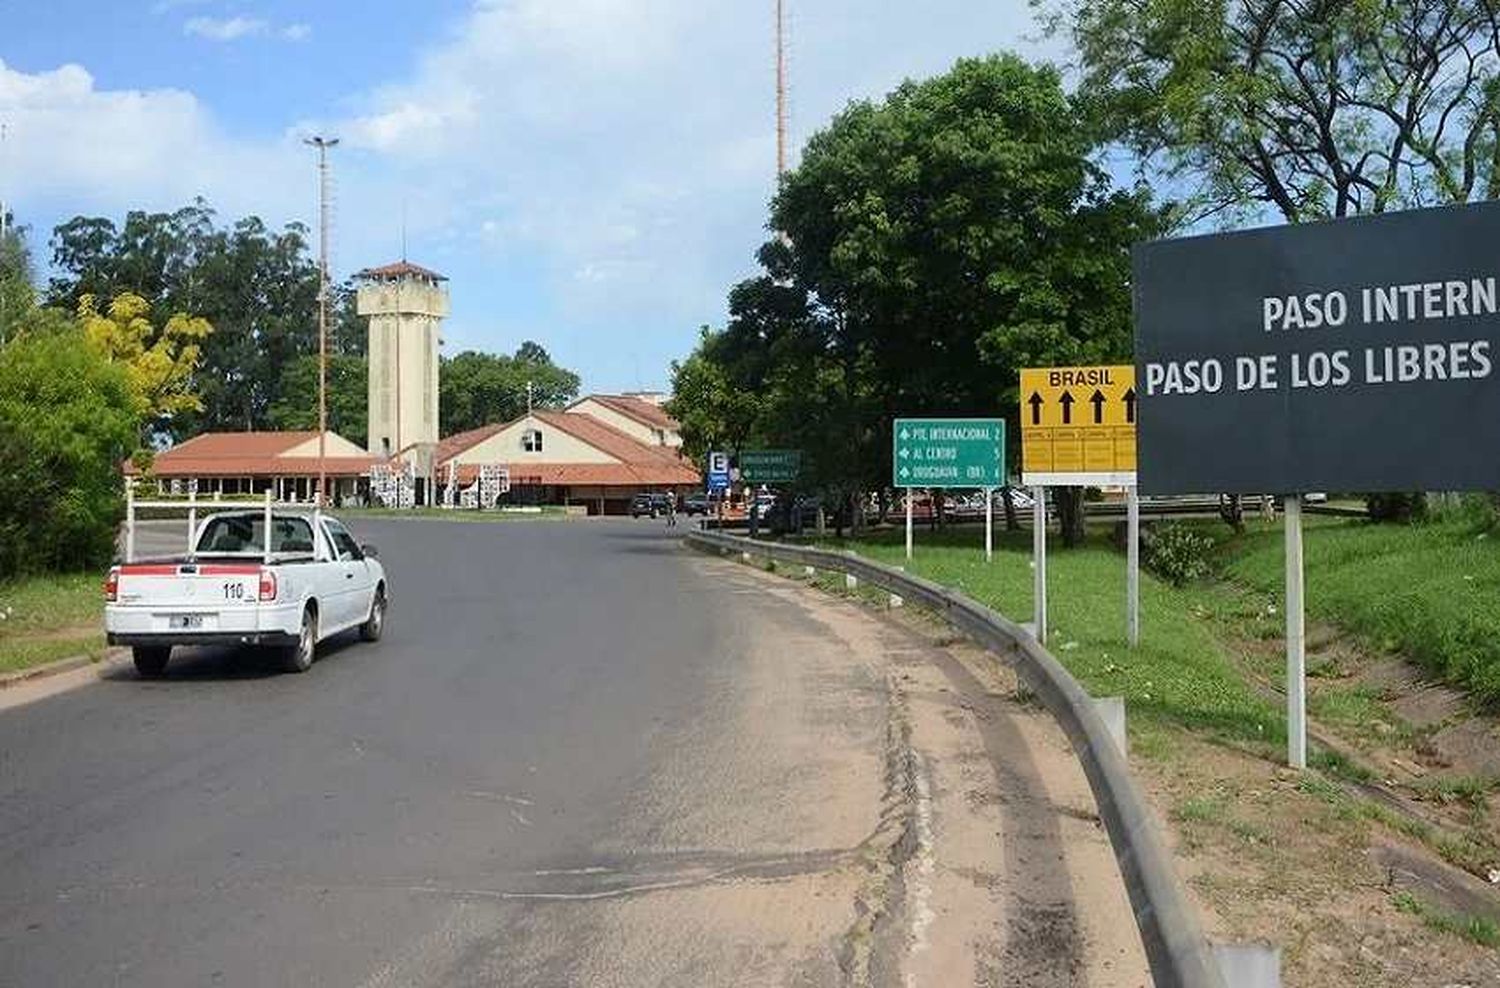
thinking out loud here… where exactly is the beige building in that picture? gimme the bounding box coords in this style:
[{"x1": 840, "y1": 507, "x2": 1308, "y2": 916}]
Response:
[
  {"x1": 566, "y1": 393, "x2": 682, "y2": 448},
  {"x1": 438, "y1": 408, "x2": 698, "y2": 515},
  {"x1": 124, "y1": 431, "x2": 378, "y2": 503},
  {"x1": 357, "y1": 261, "x2": 448, "y2": 461}
]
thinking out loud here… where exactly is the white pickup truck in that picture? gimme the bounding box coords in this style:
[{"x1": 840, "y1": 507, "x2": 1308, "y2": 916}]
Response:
[{"x1": 105, "y1": 497, "x2": 388, "y2": 677}]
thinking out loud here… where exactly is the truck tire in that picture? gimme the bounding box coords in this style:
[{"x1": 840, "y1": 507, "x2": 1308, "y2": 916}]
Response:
[
  {"x1": 359, "y1": 585, "x2": 386, "y2": 642},
  {"x1": 133, "y1": 646, "x2": 171, "y2": 678},
  {"x1": 280, "y1": 606, "x2": 317, "y2": 674}
]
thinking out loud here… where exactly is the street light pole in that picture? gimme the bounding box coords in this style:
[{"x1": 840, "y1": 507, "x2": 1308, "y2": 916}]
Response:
[{"x1": 305, "y1": 135, "x2": 339, "y2": 507}]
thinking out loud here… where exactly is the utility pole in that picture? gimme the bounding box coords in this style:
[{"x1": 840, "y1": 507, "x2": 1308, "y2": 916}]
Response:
[
  {"x1": 775, "y1": 0, "x2": 787, "y2": 179},
  {"x1": 305, "y1": 135, "x2": 339, "y2": 506}
]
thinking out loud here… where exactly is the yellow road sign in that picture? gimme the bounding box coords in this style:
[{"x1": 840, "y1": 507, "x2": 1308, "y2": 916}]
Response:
[{"x1": 1020, "y1": 365, "x2": 1137, "y2": 484}]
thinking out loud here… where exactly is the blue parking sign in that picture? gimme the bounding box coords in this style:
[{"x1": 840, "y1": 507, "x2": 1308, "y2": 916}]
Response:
[{"x1": 707, "y1": 451, "x2": 730, "y2": 491}]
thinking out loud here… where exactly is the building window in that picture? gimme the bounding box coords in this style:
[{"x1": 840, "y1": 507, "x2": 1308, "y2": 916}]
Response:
[{"x1": 522, "y1": 429, "x2": 543, "y2": 453}]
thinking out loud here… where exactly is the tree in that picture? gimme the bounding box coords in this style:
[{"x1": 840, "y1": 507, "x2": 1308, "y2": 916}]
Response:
[
  {"x1": 672, "y1": 54, "x2": 1163, "y2": 543},
  {"x1": 79, "y1": 293, "x2": 212, "y2": 435},
  {"x1": 1053, "y1": 0, "x2": 1500, "y2": 224},
  {"x1": 440, "y1": 343, "x2": 581, "y2": 434},
  {"x1": 47, "y1": 202, "x2": 323, "y2": 437},
  {"x1": 0, "y1": 215, "x2": 34, "y2": 345},
  {"x1": 269, "y1": 354, "x2": 369, "y2": 441},
  {"x1": 0, "y1": 326, "x2": 138, "y2": 577}
]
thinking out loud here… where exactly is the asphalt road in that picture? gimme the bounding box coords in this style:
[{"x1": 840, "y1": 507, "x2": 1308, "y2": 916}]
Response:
[{"x1": 0, "y1": 516, "x2": 1145, "y2": 986}]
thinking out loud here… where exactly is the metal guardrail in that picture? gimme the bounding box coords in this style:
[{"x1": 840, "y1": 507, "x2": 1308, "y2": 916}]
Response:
[{"x1": 686, "y1": 529, "x2": 1228, "y2": 988}]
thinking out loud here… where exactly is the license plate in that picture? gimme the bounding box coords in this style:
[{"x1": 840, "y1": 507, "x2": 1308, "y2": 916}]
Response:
[{"x1": 169, "y1": 614, "x2": 205, "y2": 630}]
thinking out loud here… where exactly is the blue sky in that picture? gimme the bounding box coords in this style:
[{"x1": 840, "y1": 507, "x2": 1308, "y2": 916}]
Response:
[{"x1": 1, "y1": 1, "x2": 1056, "y2": 393}]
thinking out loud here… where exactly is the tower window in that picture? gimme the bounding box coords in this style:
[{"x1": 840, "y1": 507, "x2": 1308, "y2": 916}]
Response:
[{"x1": 522, "y1": 429, "x2": 543, "y2": 453}]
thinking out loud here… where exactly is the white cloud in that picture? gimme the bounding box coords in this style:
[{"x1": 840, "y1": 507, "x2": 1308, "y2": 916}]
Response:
[
  {"x1": 184, "y1": 16, "x2": 269, "y2": 42},
  {"x1": 281, "y1": 23, "x2": 312, "y2": 43},
  {"x1": 0, "y1": 58, "x2": 307, "y2": 227},
  {"x1": 327, "y1": 0, "x2": 1054, "y2": 384}
]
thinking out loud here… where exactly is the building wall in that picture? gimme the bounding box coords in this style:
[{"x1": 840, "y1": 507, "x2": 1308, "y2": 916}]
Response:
[
  {"x1": 570, "y1": 398, "x2": 682, "y2": 447},
  {"x1": 359, "y1": 280, "x2": 447, "y2": 457},
  {"x1": 450, "y1": 416, "x2": 617, "y2": 466}
]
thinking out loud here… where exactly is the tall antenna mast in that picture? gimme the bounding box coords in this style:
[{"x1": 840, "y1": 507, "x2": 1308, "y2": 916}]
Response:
[
  {"x1": 775, "y1": 0, "x2": 788, "y2": 178},
  {"x1": 305, "y1": 135, "x2": 339, "y2": 507}
]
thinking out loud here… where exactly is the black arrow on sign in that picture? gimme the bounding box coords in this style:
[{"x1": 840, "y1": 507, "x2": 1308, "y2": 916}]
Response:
[
  {"x1": 1059, "y1": 390, "x2": 1075, "y2": 424},
  {"x1": 1027, "y1": 391, "x2": 1044, "y2": 425},
  {"x1": 1089, "y1": 389, "x2": 1106, "y2": 424},
  {"x1": 1123, "y1": 387, "x2": 1137, "y2": 424}
]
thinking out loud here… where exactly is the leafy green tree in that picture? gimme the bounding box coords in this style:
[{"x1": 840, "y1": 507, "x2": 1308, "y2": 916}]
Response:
[
  {"x1": 673, "y1": 54, "x2": 1163, "y2": 542},
  {"x1": 269, "y1": 355, "x2": 369, "y2": 441},
  {"x1": 1050, "y1": 0, "x2": 1500, "y2": 223},
  {"x1": 0, "y1": 325, "x2": 138, "y2": 577},
  {"x1": 46, "y1": 202, "x2": 326, "y2": 436},
  {"x1": 0, "y1": 214, "x2": 34, "y2": 345},
  {"x1": 440, "y1": 343, "x2": 581, "y2": 434}
]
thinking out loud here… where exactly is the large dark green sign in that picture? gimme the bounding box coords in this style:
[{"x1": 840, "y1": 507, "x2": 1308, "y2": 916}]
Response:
[
  {"x1": 893, "y1": 418, "x2": 1005, "y2": 488},
  {"x1": 738, "y1": 449, "x2": 802, "y2": 484}
]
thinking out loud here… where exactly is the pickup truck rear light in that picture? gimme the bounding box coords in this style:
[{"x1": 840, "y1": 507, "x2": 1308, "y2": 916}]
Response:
[
  {"x1": 258, "y1": 568, "x2": 278, "y2": 602},
  {"x1": 104, "y1": 568, "x2": 119, "y2": 602}
]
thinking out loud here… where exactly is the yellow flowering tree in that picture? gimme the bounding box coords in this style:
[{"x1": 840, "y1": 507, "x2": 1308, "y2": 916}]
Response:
[{"x1": 79, "y1": 293, "x2": 213, "y2": 424}]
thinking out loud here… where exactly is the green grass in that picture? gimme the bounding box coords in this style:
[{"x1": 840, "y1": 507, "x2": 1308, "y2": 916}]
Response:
[
  {"x1": 1216, "y1": 516, "x2": 1500, "y2": 704},
  {"x1": 1392, "y1": 891, "x2": 1500, "y2": 947},
  {"x1": 817, "y1": 527, "x2": 1283, "y2": 754},
  {"x1": 0, "y1": 572, "x2": 108, "y2": 675}
]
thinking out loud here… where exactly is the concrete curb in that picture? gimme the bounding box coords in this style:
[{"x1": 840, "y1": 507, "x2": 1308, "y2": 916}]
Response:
[
  {"x1": 688, "y1": 530, "x2": 1229, "y2": 988},
  {"x1": 0, "y1": 653, "x2": 98, "y2": 689}
]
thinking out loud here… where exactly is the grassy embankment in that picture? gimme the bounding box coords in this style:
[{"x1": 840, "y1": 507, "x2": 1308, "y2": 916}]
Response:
[
  {"x1": 1215, "y1": 514, "x2": 1500, "y2": 705},
  {"x1": 809, "y1": 517, "x2": 1500, "y2": 959},
  {"x1": 0, "y1": 572, "x2": 107, "y2": 675}
]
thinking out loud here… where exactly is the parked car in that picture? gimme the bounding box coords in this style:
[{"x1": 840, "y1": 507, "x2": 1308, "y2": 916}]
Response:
[
  {"x1": 105, "y1": 508, "x2": 387, "y2": 677},
  {"x1": 683, "y1": 493, "x2": 713, "y2": 516},
  {"x1": 630, "y1": 493, "x2": 674, "y2": 518}
]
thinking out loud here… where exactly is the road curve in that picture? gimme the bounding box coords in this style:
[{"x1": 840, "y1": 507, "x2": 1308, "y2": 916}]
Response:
[{"x1": 0, "y1": 517, "x2": 1146, "y2": 986}]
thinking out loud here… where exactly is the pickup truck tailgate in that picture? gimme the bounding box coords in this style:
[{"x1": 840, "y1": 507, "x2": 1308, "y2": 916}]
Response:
[{"x1": 115, "y1": 562, "x2": 264, "y2": 618}]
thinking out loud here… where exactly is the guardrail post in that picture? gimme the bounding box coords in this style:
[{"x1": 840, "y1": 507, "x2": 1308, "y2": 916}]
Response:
[
  {"x1": 1213, "y1": 943, "x2": 1281, "y2": 987},
  {"x1": 1092, "y1": 696, "x2": 1127, "y2": 757}
]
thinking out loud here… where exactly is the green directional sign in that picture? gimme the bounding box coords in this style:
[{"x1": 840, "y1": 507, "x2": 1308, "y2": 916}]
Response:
[
  {"x1": 739, "y1": 449, "x2": 802, "y2": 484},
  {"x1": 893, "y1": 418, "x2": 1005, "y2": 488}
]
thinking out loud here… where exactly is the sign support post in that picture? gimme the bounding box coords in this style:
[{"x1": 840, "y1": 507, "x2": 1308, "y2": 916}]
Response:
[
  {"x1": 1032, "y1": 485, "x2": 1047, "y2": 643},
  {"x1": 984, "y1": 486, "x2": 993, "y2": 562},
  {"x1": 905, "y1": 495, "x2": 913, "y2": 561},
  {"x1": 1285, "y1": 494, "x2": 1307, "y2": 769},
  {"x1": 1127, "y1": 484, "x2": 1140, "y2": 647}
]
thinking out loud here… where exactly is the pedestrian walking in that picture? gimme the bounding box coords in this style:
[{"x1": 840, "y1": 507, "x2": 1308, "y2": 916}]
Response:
[{"x1": 665, "y1": 492, "x2": 678, "y2": 528}]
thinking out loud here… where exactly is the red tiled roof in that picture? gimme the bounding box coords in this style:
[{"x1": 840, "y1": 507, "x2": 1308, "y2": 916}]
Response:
[
  {"x1": 575, "y1": 394, "x2": 680, "y2": 432},
  {"x1": 355, "y1": 260, "x2": 448, "y2": 282},
  {"x1": 435, "y1": 411, "x2": 699, "y2": 488},
  {"x1": 125, "y1": 431, "x2": 379, "y2": 478},
  {"x1": 448, "y1": 461, "x2": 699, "y2": 487}
]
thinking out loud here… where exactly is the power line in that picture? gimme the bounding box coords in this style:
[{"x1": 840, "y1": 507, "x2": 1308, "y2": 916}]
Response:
[{"x1": 305, "y1": 135, "x2": 339, "y2": 506}]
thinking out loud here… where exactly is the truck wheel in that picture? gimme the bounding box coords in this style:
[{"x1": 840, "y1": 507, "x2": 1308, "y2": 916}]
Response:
[
  {"x1": 281, "y1": 607, "x2": 317, "y2": 674},
  {"x1": 359, "y1": 586, "x2": 386, "y2": 642},
  {"x1": 133, "y1": 646, "x2": 171, "y2": 678}
]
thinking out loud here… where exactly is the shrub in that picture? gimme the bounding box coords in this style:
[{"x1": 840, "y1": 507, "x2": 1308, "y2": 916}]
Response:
[
  {"x1": 0, "y1": 328, "x2": 137, "y2": 578},
  {"x1": 1365, "y1": 491, "x2": 1427, "y2": 523},
  {"x1": 1143, "y1": 522, "x2": 1217, "y2": 586}
]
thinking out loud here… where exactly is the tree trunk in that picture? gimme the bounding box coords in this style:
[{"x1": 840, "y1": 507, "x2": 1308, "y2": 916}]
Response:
[
  {"x1": 1057, "y1": 487, "x2": 1086, "y2": 547},
  {"x1": 1002, "y1": 487, "x2": 1018, "y2": 531}
]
